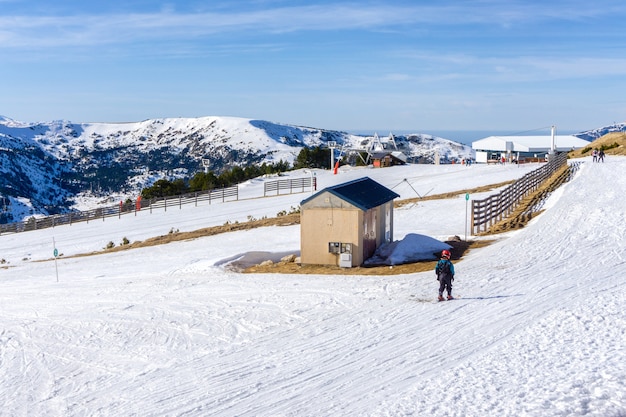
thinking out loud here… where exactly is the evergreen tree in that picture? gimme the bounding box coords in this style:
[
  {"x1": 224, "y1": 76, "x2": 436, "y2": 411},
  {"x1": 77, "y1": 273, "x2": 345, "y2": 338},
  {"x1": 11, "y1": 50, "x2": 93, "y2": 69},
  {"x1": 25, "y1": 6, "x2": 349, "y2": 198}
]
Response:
[
  {"x1": 189, "y1": 171, "x2": 219, "y2": 192},
  {"x1": 294, "y1": 146, "x2": 329, "y2": 169},
  {"x1": 141, "y1": 159, "x2": 293, "y2": 199}
]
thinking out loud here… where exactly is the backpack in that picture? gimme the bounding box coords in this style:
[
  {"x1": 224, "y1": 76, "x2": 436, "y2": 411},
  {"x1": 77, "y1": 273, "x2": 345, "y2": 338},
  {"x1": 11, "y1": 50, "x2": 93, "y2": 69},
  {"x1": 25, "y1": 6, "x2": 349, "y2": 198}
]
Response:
[{"x1": 436, "y1": 260, "x2": 451, "y2": 276}]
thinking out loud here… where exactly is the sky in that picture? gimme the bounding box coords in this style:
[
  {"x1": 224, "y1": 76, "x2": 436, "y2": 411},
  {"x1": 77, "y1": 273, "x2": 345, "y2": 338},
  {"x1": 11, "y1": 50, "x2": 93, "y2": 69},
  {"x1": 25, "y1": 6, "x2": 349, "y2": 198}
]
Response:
[
  {"x1": 1, "y1": 0, "x2": 626, "y2": 133},
  {"x1": 0, "y1": 157, "x2": 624, "y2": 416}
]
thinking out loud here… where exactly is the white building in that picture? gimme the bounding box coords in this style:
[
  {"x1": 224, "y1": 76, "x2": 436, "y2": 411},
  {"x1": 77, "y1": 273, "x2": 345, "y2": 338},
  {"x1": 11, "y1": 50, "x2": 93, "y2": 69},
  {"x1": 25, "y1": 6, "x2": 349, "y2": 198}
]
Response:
[{"x1": 472, "y1": 134, "x2": 590, "y2": 163}]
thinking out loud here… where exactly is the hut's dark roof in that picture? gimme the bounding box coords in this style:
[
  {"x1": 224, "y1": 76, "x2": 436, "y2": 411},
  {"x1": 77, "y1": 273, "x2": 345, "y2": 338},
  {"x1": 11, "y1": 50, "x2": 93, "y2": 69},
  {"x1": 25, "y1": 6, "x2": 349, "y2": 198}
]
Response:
[{"x1": 301, "y1": 177, "x2": 399, "y2": 211}]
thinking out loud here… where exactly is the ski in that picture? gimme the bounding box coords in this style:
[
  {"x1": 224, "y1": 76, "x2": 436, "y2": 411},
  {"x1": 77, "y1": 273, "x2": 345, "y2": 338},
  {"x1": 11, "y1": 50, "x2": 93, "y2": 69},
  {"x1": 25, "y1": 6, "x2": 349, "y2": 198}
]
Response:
[{"x1": 409, "y1": 295, "x2": 460, "y2": 303}]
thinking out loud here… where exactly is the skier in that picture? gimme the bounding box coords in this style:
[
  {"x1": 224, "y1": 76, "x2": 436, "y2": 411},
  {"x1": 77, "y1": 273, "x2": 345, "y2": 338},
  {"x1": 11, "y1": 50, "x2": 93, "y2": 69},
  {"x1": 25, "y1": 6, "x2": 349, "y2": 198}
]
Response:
[{"x1": 435, "y1": 249, "x2": 455, "y2": 301}]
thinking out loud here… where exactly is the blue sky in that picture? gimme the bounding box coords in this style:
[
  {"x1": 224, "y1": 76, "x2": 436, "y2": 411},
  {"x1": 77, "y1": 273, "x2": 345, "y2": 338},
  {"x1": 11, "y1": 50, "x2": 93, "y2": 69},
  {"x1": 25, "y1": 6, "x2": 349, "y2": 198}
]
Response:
[{"x1": 1, "y1": 0, "x2": 625, "y2": 133}]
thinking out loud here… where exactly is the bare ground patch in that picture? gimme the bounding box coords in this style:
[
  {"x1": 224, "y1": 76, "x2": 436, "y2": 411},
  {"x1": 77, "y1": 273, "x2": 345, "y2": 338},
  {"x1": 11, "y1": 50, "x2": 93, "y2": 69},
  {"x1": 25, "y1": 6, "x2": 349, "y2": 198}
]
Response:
[
  {"x1": 569, "y1": 132, "x2": 626, "y2": 158},
  {"x1": 51, "y1": 214, "x2": 301, "y2": 261},
  {"x1": 242, "y1": 238, "x2": 495, "y2": 276}
]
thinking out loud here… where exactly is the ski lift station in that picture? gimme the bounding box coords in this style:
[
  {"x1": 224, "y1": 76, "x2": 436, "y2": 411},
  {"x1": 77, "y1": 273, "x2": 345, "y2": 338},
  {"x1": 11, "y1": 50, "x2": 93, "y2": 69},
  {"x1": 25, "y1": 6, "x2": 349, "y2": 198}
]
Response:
[
  {"x1": 337, "y1": 133, "x2": 408, "y2": 168},
  {"x1": 472, "y1": 127, "x2": 589, "y2": 163},
  {"x1": 300, "y1": 177, "x2": 399, "y2": 268}
]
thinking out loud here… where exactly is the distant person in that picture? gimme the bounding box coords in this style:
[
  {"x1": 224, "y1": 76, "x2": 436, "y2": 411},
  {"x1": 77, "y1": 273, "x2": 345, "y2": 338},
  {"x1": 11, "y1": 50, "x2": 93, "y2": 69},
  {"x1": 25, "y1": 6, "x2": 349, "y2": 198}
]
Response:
[
  {"x1": 435, "y1": 249, "x2": 455, "y2": 301},
  {"x1": 598, "y1": 149, "x2": 605, "y2": 162},
  {"x1": 592, "y1": 149, "x2": 598, "y2": 162}
]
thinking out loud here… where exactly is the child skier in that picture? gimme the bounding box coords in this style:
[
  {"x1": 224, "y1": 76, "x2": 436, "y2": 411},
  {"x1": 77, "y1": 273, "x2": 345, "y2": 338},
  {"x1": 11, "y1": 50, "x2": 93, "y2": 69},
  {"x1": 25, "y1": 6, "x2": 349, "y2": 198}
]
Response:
[{"x1": 435, "y1": 249, "x2": 455, "y2": 301}]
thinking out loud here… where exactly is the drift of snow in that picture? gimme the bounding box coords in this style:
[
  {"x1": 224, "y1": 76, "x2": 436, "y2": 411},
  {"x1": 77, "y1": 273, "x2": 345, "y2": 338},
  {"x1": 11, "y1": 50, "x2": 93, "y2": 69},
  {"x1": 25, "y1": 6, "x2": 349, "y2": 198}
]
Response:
[
  {"x1": 0, "y1": 158, "x2": 624, "y2": 417},
  {"x1": 364, "y1": 233, "x2": 452, "y2": 266}
]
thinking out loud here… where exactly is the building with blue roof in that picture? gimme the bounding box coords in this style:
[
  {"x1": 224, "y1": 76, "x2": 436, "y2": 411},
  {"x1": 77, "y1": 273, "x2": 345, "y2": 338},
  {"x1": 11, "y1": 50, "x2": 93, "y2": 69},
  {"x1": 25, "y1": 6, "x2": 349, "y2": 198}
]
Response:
[{"x1": 300, "y1": 177, "x2": 400, "y2": 267}]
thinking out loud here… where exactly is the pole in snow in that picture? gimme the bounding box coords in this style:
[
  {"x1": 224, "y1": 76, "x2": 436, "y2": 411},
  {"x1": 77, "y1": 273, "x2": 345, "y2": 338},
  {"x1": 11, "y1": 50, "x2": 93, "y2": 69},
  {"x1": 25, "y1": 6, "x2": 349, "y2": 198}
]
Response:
[
  {"x1": 328, "y1": 141, "x2": 337, "y2": 171},
  {"x1": 465, "y1": 193, "x2": 470, "y2": 241},
  {"x1": 53, "y1": 237, "x2": 59, "y2": 282}
]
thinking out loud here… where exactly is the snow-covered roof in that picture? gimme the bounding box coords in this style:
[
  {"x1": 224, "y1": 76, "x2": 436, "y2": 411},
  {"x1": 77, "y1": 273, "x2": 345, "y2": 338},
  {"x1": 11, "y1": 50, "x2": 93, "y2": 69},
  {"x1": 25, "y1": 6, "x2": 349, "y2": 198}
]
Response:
[
  {"x1": 369, "y1": 151, "x2": 408, "y2": 164},
  {"x1": 472, "y1": 135, "x2": 590, "y2": 153}
]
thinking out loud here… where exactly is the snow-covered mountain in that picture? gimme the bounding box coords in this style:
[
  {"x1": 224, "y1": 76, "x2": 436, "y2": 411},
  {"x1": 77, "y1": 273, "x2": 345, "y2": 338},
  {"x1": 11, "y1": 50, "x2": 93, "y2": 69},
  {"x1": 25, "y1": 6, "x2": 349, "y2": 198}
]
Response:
[
  {"x1": 0, "y1": 115, "x2": 473, "y2": 222},
  {"x1": 575, "y1": 122, "x2": 626, "y2": 141}
]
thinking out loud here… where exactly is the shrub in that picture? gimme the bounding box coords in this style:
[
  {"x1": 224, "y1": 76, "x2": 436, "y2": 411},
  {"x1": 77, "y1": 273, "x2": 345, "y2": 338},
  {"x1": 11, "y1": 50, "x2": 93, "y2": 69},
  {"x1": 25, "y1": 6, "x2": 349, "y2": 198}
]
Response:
[
  {"x1": 277, "y1": 206, "x2": 300, "y2": 216},
  {"x1": 601, "y1": 142, "x2": 620, "y2": 151}
]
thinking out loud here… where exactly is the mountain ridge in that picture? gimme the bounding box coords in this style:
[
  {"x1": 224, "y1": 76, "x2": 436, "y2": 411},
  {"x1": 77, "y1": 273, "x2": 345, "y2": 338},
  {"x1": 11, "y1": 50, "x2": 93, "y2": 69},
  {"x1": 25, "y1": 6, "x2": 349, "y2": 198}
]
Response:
[
  {"x1": 1, "y1": 115, "x2": 619, "y2": 223},
  {"x1": 574, "y1": 122, "x2": 626, "y2": 141}
]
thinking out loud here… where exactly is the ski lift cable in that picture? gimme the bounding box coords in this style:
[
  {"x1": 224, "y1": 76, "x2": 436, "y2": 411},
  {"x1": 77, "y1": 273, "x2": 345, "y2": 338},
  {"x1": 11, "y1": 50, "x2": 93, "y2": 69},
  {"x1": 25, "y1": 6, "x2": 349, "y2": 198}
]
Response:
[
  {"x1": 403, "y1": 178, "x2": 423, "y2": 199},
  {"x1": 495, "y1": 126, "x2": 554, "y2": 137}
]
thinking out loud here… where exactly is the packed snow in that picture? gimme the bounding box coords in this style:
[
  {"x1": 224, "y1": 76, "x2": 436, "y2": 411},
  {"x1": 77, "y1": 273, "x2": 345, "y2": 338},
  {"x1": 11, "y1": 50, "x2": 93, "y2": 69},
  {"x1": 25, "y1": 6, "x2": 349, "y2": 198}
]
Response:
[{"x1": 0, "y1": 158, "x2": 624, "y2": 417}]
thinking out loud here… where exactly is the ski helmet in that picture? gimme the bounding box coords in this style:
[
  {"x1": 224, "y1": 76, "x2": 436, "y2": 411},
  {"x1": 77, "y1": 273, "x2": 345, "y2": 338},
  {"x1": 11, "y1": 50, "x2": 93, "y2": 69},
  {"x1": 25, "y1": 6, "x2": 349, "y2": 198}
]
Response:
[{"x1": 442, "y1": 250, "x2": 451, "y2": 259}]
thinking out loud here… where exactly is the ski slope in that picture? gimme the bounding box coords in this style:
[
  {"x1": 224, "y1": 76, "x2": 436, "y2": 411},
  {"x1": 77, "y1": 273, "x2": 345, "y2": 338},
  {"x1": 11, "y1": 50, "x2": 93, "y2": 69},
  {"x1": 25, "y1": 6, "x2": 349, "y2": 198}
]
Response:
[{"x1": 0, "y1": 158, "x2": 624, "y2": 417}]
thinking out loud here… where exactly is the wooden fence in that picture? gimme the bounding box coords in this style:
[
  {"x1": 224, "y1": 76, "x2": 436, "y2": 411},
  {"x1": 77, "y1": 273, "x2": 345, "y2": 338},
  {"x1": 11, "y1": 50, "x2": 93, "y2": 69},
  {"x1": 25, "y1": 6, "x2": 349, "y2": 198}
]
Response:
[
  {"x1": 0, "y1": 185, "x2": 239, "y2": 235},
  {"x1": 471, "y1": 153, "x2": 568, "y2": 235},
  {"x1": 264, "y1": 176, "x2": 316, "y2": 196}
]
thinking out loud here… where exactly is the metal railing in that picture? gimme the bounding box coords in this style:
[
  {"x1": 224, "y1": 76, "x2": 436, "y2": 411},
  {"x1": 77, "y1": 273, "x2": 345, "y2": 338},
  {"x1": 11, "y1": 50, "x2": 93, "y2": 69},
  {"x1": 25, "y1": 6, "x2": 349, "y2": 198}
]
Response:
[
  {"x1": 0, "y1": 185, "x2": 239, "y2": 234},
  {"x1": 1, "y1": 175, "x2": 319, "y2": 235},
  {"x1": 264, "y1": 176, "x2": 316, "y2": 196}
]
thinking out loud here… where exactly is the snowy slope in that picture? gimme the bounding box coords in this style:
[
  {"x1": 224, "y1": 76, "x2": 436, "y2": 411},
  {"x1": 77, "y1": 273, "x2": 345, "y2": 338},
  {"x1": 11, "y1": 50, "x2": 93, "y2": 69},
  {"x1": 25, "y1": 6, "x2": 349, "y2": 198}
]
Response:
[{"x1": 0, "y1": 155, "x2": 624, "y2": 416}]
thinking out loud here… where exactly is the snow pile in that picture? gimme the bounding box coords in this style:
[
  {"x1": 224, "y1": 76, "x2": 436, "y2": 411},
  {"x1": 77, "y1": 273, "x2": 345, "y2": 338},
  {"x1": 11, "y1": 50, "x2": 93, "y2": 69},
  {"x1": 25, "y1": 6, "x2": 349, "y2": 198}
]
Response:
[{"x1": 364, "y1": 233, "x2": 451, "y2": 266}]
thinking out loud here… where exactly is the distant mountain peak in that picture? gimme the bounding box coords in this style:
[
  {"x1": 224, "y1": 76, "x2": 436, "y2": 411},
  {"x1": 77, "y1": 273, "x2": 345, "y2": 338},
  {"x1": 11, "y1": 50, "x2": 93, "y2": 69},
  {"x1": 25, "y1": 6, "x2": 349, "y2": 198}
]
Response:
[
  {"x1": 576, "y1": 122, "x2": 626, "y2": 141},
  {"x1": 0, "y1": 115, "x2": 472, "y2": 222}
]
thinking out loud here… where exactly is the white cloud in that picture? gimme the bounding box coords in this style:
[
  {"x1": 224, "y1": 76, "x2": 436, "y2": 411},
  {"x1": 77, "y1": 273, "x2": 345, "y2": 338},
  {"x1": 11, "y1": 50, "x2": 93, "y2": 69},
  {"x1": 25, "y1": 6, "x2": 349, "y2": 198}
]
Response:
[{"x1": 2, "y1": 2, "x2": 625, "y2": 50}]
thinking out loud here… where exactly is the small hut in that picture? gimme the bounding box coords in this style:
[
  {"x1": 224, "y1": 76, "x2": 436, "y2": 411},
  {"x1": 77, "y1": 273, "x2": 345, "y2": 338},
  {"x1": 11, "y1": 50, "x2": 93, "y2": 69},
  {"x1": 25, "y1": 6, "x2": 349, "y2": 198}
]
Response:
[
  {"x1": 300, "y1": 177, "x2": 400, "y2": 267},
  {"x1": 370, "y1": 151, "x2": 407, "y2": 168}
]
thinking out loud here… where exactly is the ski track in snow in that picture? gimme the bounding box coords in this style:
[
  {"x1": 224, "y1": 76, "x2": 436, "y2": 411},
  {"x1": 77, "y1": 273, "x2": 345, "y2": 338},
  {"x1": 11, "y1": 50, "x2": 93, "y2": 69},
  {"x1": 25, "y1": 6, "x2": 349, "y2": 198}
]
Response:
[{"x1": 0, "y1": 159, "x2": 625, "y2": 416}]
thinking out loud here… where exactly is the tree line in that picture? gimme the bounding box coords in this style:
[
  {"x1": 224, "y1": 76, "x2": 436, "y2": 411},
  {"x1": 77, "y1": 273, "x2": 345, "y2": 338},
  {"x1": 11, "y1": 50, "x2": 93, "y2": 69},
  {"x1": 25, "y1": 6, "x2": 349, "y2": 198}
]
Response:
[{"x1": 141, "y1": 146, "x2": 332, "y2": 199}]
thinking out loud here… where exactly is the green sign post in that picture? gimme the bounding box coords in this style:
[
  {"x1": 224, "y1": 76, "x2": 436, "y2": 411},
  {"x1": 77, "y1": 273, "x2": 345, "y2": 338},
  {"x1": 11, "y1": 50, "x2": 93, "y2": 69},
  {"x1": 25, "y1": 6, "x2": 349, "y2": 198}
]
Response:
[
  {"x1": 53, "y1": 238, "x2": 59, "y2": 282},
  {"x1": 465, "y1": 194, "x2": 470, "y2": 241}
]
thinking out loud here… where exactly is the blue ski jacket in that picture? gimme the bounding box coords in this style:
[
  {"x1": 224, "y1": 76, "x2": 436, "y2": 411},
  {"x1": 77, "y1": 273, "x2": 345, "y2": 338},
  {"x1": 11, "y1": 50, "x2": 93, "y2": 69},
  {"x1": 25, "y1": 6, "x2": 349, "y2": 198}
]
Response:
[{"x1": 435, "y1": 259, "x2": 455, "y2": 279}]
